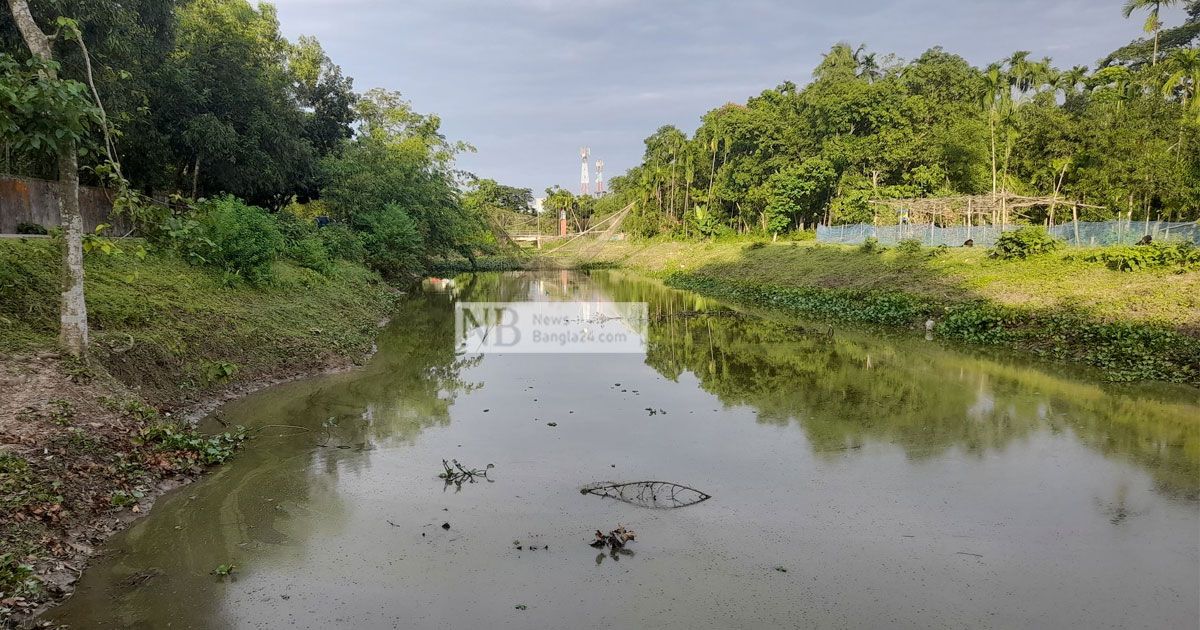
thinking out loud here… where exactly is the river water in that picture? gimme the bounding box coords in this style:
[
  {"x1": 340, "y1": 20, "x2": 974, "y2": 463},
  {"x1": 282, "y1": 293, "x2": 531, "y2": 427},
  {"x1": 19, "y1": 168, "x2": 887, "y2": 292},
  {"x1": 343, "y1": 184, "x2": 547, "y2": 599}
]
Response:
[{"x1": 47, "y1": 271, "x2": 1199, "y2": 629}]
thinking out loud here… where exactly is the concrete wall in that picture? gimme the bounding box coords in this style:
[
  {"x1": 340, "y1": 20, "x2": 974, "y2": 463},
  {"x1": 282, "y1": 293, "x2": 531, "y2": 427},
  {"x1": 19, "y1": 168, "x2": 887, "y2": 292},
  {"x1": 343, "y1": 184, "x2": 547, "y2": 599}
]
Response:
[{"x1": 0, "y1": 175, "x2": 131, "y2": 234}]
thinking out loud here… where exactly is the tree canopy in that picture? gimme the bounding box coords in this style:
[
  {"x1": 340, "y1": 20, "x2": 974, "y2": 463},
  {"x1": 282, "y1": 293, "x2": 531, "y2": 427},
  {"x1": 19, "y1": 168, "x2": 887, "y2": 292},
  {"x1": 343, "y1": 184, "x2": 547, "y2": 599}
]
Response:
[{"x1": 608, "y1": 5, "x2": 1200, "y2": 238}]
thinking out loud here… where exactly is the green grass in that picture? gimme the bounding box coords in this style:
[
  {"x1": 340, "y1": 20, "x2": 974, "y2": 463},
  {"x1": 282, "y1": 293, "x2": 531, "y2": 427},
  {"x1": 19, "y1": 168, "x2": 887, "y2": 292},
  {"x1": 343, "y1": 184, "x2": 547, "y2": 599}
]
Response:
[
  {"x1": 563, "y1": 239, "x2": 1200, "y2": 385},
  {"x1": 0, "y1": 238, "x2": 398, "y2": 404},
  {"x1": 572, "y1": 239, "x2": 1200, "y2": 328}
]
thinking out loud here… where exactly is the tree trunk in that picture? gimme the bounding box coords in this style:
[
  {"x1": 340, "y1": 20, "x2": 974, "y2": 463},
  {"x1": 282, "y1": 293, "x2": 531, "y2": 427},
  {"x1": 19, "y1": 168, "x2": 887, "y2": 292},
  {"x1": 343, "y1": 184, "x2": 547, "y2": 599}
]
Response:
[
  {"x1": 192, "y1": 155, "x2": 201, "y2": 198},
  {"x1": 1152, "y1": 27, "x2": 1160, "y2": 66},
  {"x1": 8, "y1": 0, "x2": 89, "y2": 356},
  {"x1": 57, "y1": 147, "x2": 89, "y2": 353},
  {"x1": 989, "y1": 113, "x2": 997, "y2": 203}
]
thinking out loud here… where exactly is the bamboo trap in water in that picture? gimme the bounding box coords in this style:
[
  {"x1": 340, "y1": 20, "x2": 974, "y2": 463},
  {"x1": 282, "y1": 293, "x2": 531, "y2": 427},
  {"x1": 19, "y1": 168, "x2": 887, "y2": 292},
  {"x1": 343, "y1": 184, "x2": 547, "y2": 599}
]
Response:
[{"x1": 581, "y1": 481, "x2": 712, "y2": 509}]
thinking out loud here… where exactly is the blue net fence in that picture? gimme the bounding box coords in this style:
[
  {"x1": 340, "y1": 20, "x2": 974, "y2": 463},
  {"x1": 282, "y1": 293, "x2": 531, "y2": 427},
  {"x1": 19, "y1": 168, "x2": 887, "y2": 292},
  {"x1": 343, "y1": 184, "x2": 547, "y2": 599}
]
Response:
[{"x1": 816, "y1": 221, "x2": 1200, "y2": 247}]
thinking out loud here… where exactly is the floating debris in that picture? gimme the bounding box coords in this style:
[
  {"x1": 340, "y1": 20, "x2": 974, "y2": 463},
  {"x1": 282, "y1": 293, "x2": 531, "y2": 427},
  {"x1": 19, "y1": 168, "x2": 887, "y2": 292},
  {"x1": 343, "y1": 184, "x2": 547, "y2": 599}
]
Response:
[
  {"x1": 437, "y1": 459, "x2": 494, "y2": 490},
  {"x1": 589, "y1": 525, "x2": 636, "y2": 550},
  {"x1": 650, "y1": 309, "x2": 746, "y2": 323},
  {"x1": 581, "y1": 481, "x2": 711, "y2": 509}
]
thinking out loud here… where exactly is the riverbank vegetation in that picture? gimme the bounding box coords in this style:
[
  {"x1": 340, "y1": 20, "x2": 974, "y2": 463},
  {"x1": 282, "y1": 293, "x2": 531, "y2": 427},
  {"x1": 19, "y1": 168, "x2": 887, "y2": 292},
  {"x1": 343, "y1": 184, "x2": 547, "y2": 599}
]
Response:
[
  {"x1": 568, "y1": 238, "x2": 1200, "y2": 385},
  {"x1": 0, "y1": 234, "x2": 399, "y2": 621},
  {"x1": 0, "y1": 1, "x2": 508, "y2": 619}
]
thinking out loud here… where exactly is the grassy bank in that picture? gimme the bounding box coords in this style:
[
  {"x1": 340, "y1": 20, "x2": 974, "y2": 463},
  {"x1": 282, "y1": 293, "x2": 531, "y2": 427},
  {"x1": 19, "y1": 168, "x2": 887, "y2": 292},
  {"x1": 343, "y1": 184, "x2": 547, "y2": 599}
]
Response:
[
  {"x1": 560, "y1": 239, "x2": 1200, "y2": 385},
  {"x1": 1, "y1": 238, "x2": 398, "y2": 406},
  {"x1": 0, "y1": 237, "x2": 399, "y2": 622}
]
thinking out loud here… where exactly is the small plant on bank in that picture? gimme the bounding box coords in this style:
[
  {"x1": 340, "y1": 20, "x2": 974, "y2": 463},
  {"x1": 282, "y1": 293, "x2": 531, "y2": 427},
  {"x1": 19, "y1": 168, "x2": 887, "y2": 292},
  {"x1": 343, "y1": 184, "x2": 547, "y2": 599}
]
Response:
[
  {"x1": 896, "y1": 239, "x2": 923, "y2": 255},
  {"x1": 989, "y1": 227, "x2": 1061, "y2": 260},
  {"x1": 0, "y1": 553, "x2": 41, "y2": 611},
  {"x1": 109, "y1": 488, "x2": 145, "y2": 508},
  {"x1": 48, "y1": 399, "x2": 74, "y2": 426},
  {"x1": 201, "y1": 360, "x2": 239, "y2": 384},
  {"x1": 858, "y1": 237, "x2": 882, "y2": 254},
  {"x1": 136, "y1": 423, "x2": 248, "y2": 466},
  {"x1": 212, "y1": 563, "x2": 236, "y2": 577}
]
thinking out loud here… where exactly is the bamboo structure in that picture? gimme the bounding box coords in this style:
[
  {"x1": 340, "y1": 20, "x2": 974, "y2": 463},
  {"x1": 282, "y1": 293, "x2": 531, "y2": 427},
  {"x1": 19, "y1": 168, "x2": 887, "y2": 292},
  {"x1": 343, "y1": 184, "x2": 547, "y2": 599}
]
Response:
[{"x1": 867, "y1": 193, "x2": 1104, "y2": 228}]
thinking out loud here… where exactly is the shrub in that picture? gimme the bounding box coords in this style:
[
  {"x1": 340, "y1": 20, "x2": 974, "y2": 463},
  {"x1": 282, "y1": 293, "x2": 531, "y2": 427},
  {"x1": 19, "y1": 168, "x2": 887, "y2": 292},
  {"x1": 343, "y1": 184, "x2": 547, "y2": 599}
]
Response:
[
  {"x1": 744, "y1": 241, "x2": 767, "y2": 251},
  {"x1": 361, "y1": 203, "x2": 422, "y2": 278},
  {"x1": 896, "y1": 239, "x2": 923, "y2": 255},
  {"x1": 202, "y1": 196, "x2": 284, "y2": 285},
  {"x1": 288, "y1": 236, "x2": 333, "y2": 274},
  {"x1": 786, "y1": 229, "x2": 816, "y2": 242},
  {"x1": 15, "y1": 222, "x2": 47, "y2": 235},
  {"x1": 318, "y1": 224, "x2": 366, "y2": 262},
  {"x1": 151, "y1": 213, "x2": 216, "y2": 265},
  {"x1": 858, "y1": 237, "x2": 882, "y2": 254},
  {"x1": 1085, "y1": 241, "x2": 1200, "y2": 272},
  {"x1": 990, "y1": 226, "x2": 1061, "y2": 260},
  {"x1": 274, "y1": 209, "x2": 316, "y2": 246}
]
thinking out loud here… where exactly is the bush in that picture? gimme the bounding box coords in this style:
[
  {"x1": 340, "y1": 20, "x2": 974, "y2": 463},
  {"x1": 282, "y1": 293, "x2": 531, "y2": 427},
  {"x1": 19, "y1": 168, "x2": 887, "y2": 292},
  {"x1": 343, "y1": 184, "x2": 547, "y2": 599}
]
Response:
[
  {"x1": 15, "y1": 222, "x2": 47, "y2": 235},
  {"x1": 896, "y1": 239, "x2": 923, "y2": 255},
  {"x1": 318, "y1": 224, "x2": 366, "y2": 262},
  {"x1": 1084, "y1": 241, "x2": 1200, "y2": 272},
  {"x1": 288, "y1": 236, "x2": 333, "y2": 275},
  {"x1": 274, "y1": 209, "x2": 316, "y2": 246},
  {"x1": 990, "y1": 226, "x2": 1061, "y2": 260},
  {"x1": 202, "y1": 196, "x2": 284, "y2": 285},
  {"x1": 361, "y1": 203, "x2": 422, "y2": 278},
  {"x1": 744, "y1": 241, "x2": 767, "y2": 251},
  {"x1": 786, "y1": 229, "x2": 816, "y2": 242},
  {"x1": 858, "y1": 237, "x2": 882, "y2": 254}
]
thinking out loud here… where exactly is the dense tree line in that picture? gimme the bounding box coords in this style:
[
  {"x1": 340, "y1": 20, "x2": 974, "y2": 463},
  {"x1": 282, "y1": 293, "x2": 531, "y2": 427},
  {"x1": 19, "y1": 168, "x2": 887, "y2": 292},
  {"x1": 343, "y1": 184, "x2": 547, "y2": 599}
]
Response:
[
  {"x1": 1, "y1": 0, "x2": 493, "y2": 356},
  {"x1": 0, "y1": 0, "x2": 490, "y2": 261},
  {"x1": 609, "y1": 2, "x2": 1200, "y2": 238}
]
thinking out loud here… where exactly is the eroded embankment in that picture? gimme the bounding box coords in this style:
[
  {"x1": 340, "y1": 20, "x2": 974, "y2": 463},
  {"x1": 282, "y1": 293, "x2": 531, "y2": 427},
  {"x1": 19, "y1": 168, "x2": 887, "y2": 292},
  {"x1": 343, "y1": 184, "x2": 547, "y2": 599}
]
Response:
[
  {"x1": 0, "y1": 239, "x2": 398, "y2": 626},
  {"x1": 559, "y1": 239, "x2": 1200, "y2": 386}
]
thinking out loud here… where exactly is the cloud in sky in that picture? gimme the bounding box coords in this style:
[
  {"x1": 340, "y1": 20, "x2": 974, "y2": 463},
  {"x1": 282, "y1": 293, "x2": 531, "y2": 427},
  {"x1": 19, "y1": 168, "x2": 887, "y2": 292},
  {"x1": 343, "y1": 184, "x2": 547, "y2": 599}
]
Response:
[{"x1": 265, "y1": 0, "x2": 1183, "y2": 194}]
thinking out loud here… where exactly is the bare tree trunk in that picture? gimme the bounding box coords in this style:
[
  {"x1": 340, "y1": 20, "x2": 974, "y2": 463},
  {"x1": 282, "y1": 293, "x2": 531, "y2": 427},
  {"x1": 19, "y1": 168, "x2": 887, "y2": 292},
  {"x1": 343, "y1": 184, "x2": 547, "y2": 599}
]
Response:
[
  {"x1": 191, "y1": 155, "x2": 201, "y2": 198},
  {"x1": 989, "y1": 113, "x2": 997, "y2": 204},
  {"x1": 1048, "y1": 160, "x2": 1068, "y2": 228},
  {"x1": 9, "y1": 0, "x2": 89, "y2": 356}
]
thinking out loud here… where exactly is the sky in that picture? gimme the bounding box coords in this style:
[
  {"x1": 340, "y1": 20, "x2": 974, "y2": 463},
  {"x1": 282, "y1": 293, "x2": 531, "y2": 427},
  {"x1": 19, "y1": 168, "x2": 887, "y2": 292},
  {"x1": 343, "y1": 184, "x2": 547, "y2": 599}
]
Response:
[{"x1": 265, "y1": 0, "x2": 1186, "y2": 195}]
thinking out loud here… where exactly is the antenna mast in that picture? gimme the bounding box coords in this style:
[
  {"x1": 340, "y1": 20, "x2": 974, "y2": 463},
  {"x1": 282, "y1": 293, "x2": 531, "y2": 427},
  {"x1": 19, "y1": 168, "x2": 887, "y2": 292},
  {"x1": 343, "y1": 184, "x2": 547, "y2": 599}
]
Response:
[{"x1": 579, "y1": 147, "x2": 591, "y2": 196}]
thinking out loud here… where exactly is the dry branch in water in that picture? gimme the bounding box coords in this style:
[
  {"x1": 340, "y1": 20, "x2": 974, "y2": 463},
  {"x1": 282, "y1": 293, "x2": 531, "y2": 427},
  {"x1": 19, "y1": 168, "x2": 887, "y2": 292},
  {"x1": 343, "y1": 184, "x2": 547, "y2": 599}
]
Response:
[{"x1": 437, "y1": 459, "x2": 494, "y2": 490}]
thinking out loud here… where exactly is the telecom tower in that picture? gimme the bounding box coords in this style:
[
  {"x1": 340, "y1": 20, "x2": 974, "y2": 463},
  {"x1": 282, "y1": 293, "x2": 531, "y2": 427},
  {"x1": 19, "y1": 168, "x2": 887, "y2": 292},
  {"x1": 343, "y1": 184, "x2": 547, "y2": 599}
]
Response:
[
  {"x1": 579, "y1": 147, "x2": 591, "y2": 196},
  {"x1": 594, "y1": 159, "x2": 605, "y2": 195}
]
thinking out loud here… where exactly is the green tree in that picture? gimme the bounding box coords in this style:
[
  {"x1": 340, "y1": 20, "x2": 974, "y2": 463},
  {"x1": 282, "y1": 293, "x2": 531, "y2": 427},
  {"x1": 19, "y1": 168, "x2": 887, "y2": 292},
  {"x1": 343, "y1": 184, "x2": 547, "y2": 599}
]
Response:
[
  {"x1": 3, "y1": 2, "x2": 99, "y2": 356},
  {"x1": 1123, "y1": 0, "x2": 1183, "y2": 65}
]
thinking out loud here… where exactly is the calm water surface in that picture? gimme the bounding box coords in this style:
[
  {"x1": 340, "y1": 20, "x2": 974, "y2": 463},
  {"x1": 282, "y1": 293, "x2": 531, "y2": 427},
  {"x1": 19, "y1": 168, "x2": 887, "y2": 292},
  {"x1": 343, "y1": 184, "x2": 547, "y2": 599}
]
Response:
[{"x1": 47, "y1": 271, "x2": 1200, "y2": 629}]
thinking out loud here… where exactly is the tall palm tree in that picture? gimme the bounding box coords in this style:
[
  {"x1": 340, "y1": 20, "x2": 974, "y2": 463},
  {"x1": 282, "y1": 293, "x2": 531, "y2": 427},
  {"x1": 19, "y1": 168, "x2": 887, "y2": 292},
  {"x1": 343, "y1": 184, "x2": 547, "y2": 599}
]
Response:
[
  {"x1": 1057, "y1": 65, "x2": 1090, "y2": 99},
  {"x1": 1122, "y1": 0, "x2": 1181, "y2": 66},
  {"x1": 1007, "y1": 51, "x2": 1034, "y2": 94},
  {"x1": 979, "y1": 63, "x2": 1011, "y2": 201},
  {"x1": 1161, "y1": 48, "x2": 1200, "y2": 110},
  {"x1": 683, "y1": 156, "x2": 695, "y2": 219}
]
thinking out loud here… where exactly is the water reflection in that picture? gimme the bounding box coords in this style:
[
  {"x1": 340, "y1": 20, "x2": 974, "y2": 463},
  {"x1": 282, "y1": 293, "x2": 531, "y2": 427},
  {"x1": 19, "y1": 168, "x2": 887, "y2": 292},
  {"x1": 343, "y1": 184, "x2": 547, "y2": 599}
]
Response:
[
  {"x1": 589, "y1": 270, "x2": 1199, "y2": 498},
  {"x1": 45, "y1": 270, "x2": 1199, "y2": 629}
]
